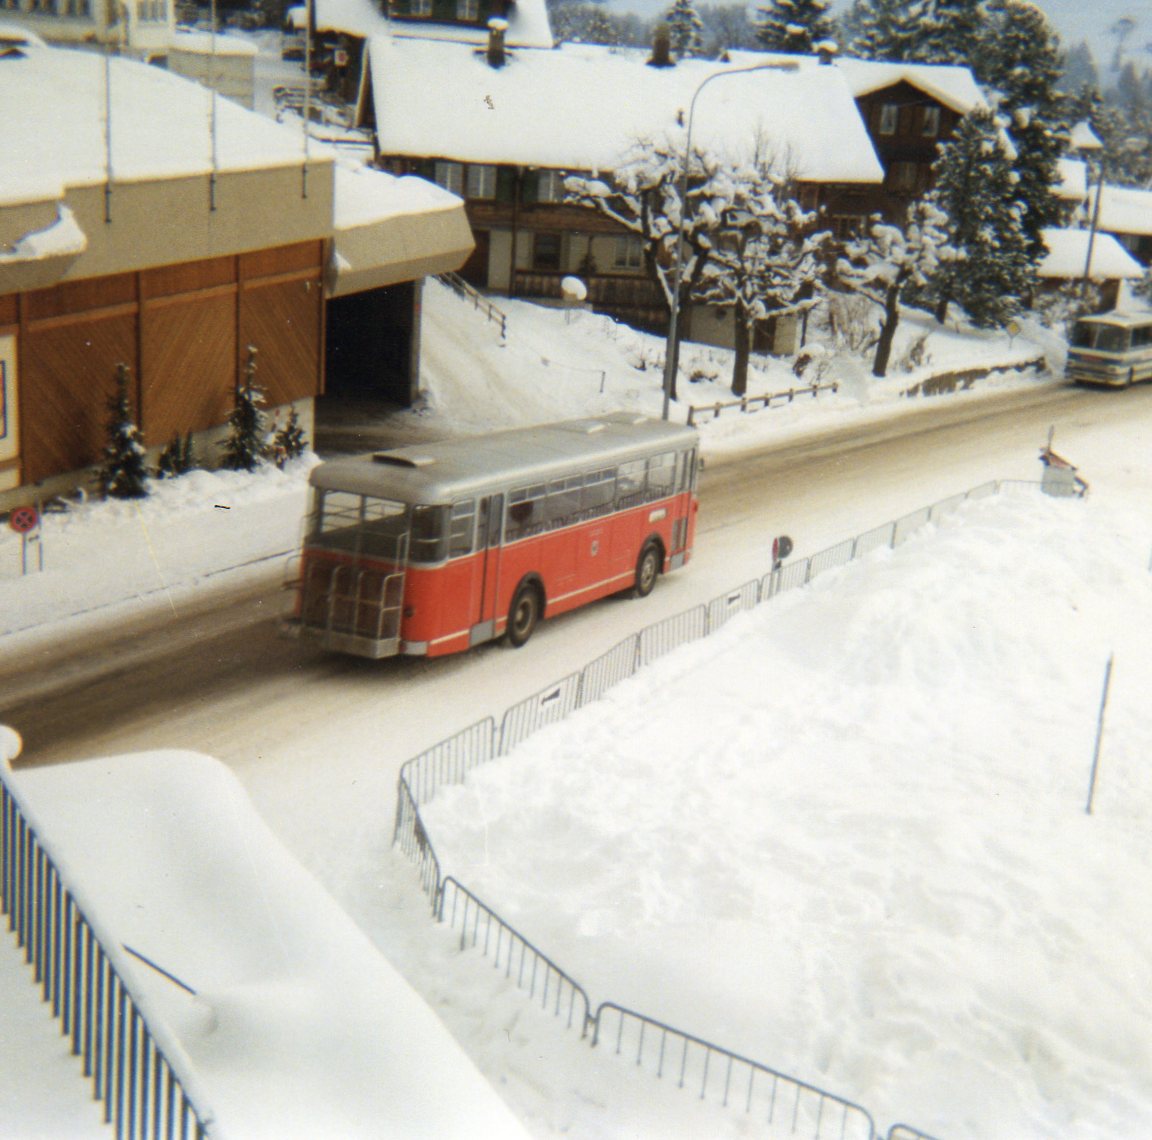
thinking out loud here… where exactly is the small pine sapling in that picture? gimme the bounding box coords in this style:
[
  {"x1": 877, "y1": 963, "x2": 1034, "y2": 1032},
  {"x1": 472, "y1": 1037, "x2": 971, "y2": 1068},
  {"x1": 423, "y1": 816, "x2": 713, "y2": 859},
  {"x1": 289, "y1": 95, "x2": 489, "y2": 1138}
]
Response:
[
  {"x1": 270, "y1": 408, "x2": 308, "y2": 470},
  {"x1": 98, "y1": 363, "x2": 149, "y2": 499},
  {"x1": 156, "y1": 432, "x2": 197, "y2": 478},
  {"x1": 221, "y1": 345, "x2": 269, "y2": 472}
]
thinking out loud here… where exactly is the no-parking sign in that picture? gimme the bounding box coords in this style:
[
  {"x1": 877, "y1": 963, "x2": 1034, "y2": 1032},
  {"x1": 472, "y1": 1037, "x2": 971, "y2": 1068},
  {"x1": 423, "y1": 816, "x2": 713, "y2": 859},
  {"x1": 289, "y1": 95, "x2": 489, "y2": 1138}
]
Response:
[{"x1": 8, "y1": 505, "x2": 38, "y2": 534}]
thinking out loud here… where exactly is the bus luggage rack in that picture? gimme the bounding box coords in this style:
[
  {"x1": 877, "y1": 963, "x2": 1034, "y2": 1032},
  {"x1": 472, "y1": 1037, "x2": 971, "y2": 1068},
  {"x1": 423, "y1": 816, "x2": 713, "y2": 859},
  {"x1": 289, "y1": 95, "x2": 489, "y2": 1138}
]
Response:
[{"x1": 298, "y1": 561, "x2": 405, "y2": 658}]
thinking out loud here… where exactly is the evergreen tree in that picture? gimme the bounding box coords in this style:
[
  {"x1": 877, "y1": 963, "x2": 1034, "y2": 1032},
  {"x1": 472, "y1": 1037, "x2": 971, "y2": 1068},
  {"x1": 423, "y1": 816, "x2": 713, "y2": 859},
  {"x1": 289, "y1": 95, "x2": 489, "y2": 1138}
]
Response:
[
  {"x1": 928, "y1": 107, "x2": 1035, "y2": 326},
  {"x1": 221, "y1": 346, "x2": 269, "y2": 472},
  {"x1": 698, "y1": 3, "x2": 758, "y2": 55},
  {"x1": 156, "y1": 432, "x2": 197, "y2": 478},
  {"x1": 270, "y1": 408, "x2": 308, "y2": 469},
  {"x1": 977, "y1": 0, "x2": 1067, "y2": 260},
  {"x1": 98, "y1": 363, "x2": 149, "y2": 500},
  {"x1": 666, "y1": 0, "x2": 705, "y2": 58},
  {"x1": 754, "y1": 0, "x2": 836, "y2": 55},
  {"x1": 840, "y1": 0, "x2": 922, "y2": 61},
  {"x1": 1061, "y1": 41, "x2": 1100, "y2": 99},
  {"x1": 915, "y1": 0, "x2": 984, "y2": 65}
]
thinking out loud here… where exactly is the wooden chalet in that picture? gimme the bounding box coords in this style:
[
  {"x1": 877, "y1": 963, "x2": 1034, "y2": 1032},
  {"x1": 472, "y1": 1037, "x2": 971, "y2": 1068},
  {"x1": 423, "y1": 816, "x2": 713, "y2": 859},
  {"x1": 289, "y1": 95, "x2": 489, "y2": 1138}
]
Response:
[{"x1": 0, "y1": 30, "x2": 472, "y2": 507}]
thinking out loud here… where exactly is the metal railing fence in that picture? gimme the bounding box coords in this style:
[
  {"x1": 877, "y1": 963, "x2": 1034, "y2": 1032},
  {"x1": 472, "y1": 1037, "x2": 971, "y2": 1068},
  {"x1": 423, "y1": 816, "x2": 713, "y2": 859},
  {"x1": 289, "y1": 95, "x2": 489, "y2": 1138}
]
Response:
[
  {"x1": 437, "y1": 272, "x2": 508, "y2": 340},
  {"x1": 686, "y1": 381, "x2": 841, "y2": 426},
  {"x1": 1, "y1": 773, "x2": 218, "y2": 1140},
  {"x1": 594, "y1": 1002, "x2": 875, "y2": 1140},
  {"x1": 393, "y1": 480, "x2": 1044, "y2": 1140},
  {"x1": 439, "y1": 878, "x2": 591, "y2": 1035}
]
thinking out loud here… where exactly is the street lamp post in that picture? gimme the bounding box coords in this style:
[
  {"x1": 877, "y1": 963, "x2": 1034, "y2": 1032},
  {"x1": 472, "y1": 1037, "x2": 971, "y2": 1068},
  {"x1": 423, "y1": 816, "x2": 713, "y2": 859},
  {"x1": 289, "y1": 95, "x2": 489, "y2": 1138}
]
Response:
[{"x1": 661, "y1": 62, "x2": 796, "y2": 421}]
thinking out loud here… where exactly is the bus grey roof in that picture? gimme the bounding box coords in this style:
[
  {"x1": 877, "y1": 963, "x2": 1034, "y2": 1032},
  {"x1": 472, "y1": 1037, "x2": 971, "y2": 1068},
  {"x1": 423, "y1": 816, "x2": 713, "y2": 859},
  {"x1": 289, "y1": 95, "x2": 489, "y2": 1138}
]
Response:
[
  {"x1": 310, "y1": 414, "x2": 699, "y2": 504},
  {"x1": 1075, "y1": 312, "x2": 1152, "y2": 329}
]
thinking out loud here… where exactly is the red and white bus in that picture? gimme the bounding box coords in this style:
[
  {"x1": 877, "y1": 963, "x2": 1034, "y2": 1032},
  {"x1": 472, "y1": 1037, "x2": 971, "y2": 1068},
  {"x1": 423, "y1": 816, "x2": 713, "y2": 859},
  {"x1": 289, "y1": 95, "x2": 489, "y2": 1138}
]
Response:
[{"x1": 284, "y1": 413, "x2": 700, "y2": 658}]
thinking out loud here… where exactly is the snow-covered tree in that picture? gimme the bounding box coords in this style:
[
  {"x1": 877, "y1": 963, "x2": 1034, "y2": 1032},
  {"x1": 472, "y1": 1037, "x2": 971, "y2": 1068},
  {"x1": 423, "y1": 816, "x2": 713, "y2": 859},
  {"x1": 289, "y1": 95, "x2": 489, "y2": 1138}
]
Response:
[
  {"x1": 914, "y1": 0, "x2": 984, "y2": 64},
  {"x1": 754, "y1": 0, "x2": 836, "y2": 55},
  {"x1": 696, "y1": 168, "x2": 828, "y2": 394},
  {"x1": 270, "y1": 407, "x2": 308, "y2": 469},
  {"x1": 98, "y1": 363, "x2": 149, "y2": 500},
  {"x1": 835, "y1": 200, "x2": 952, "y2": 377},
  {"x1": 928, "y1": 107, "x2": 1035, "y2": 326},
  {"x1": 221, "y1": 345, "x2": 269, "y2": 472},
  {"x1": 156, "y1": 432, "x2": 197, "y2": 479},
  {"x1": 566, "y1": 139, "x2": 729, "y2": 401},
  {"x1": 976, "y1": 0, "x2": 1066, "y2": 261},
  {"x1": 839, "y1": 0, "x2": 922, "y2": 61},
  {"x1": 665, "y1": 0, "x2": 705, "y2": 58},
  {"x1": 698, "y1": 3, "x2": 758, "y2": 54}
]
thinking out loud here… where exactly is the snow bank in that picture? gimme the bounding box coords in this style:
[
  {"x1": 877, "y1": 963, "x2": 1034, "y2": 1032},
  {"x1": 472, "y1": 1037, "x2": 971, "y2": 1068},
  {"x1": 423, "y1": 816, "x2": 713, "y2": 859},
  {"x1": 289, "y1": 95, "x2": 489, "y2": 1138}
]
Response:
[
  {"x1": 422, "y1": 490, "x2": 1152, "y2": 1140},
  {"x1": 8, "y1": 749, "x2": 530, "y2": 1139}
]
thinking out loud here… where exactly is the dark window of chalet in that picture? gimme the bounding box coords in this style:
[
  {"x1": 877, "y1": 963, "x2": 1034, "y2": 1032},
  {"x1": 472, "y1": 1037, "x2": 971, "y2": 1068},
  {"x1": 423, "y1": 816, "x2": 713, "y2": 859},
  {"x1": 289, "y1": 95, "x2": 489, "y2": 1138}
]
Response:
[
  {"x1": 533, "y1": 233, "x2": 562, "y2": 271},
  {"x1": 466, "y1": 164, "x2": 497, "y2": 200},
  {"x1": 409, "y1": 0, "x2": 432, "y2": 15},
  {"x1": 887, "y1": 161, "x2": 918, "y2": 193},
  {"x1": 536, "y1": 171, "x2": 566, "y2": 203},
  {"x1": 456, "y1": 0, "x2": 479, "y2": 17},
  {"x1": 921, "y1": 106, "x2": 941, "y2": 137},
  {"x1": 829, "y1": 215, "x2": 868, "y2": 240},
  {"x1": 613, "y1": 235, "x2": 643, "y2": 270},
  {"x1": 434, "y1": 161, "x2": 464, "y2": 196},
  {"x1": 878, "y1": 103, "x2": 899, "y2": 136}
]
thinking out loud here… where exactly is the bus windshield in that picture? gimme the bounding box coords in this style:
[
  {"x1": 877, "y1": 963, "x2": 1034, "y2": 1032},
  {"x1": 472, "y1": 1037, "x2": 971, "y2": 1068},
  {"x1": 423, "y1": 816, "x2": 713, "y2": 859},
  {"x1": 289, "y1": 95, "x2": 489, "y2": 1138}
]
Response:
[
  {"x1": 310, "y1": 491, "x2": 455, "y2": 564},
  {"x1": 1071, "y1": 322, "x2": 1131, "y2": 353}
]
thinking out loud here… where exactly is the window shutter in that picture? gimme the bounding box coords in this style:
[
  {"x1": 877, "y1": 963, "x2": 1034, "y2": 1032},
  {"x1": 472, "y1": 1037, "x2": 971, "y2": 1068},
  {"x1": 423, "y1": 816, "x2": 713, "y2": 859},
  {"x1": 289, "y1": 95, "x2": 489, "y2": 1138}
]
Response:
[
  {"x1": 521, "y1": 169, "x2": 539, "y2": 204},
  {"x1": 496, "y1": 166, "x2": 517, "y2": 203}
]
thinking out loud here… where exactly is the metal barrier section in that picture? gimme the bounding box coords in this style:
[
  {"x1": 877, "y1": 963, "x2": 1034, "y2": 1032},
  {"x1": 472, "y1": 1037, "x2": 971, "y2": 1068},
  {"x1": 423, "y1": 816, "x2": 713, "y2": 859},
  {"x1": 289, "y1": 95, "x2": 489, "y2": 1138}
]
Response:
[
  {"x1": 398, "y1": 718, "x2": 497, "y2": 809},
  {"x1": 855, "y1": 522, "x2": 897, "y2": 559},
  {"x1": 706, "y1": 579, "x2": 762, "y2": 635},
  {"x1": 888, "y1": 1126, "x2": 944, "y2": 1140},
  {"x1": 638, "y1": 605, "x2": 709, "y2": 669},
  {"x1": 500, "y1": 673, "x2": 583, "y2": 756},
  {"x1": 578, "y1": 635, "x2": 642, "y2": 706},
  {"x1": 1, "y1": 776, "x2": 215, "y2": 1140},
  {"x1": 439, "y1": 877, "x2": 591, "y2": 1035},
  {"x1": 807, "y1": 538, "x2": 857, "y2": 582},
  {"x1": 593, "y1": 1003, "x2": 876, "y2": 1140},
  {"x1": 893, "y1": 507, "x2": 933, "y2": 547}
]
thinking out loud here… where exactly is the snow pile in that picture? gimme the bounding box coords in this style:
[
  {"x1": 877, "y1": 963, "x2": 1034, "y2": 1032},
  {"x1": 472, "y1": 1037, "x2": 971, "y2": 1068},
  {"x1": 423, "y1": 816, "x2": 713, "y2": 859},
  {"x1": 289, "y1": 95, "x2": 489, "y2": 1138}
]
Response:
[
  {"x1": 421, "y1": 489, "x2": 1152, "y2": 1140},
  {"x1": 7, "y1": 749, "x2": 531, "y2": 1139}
]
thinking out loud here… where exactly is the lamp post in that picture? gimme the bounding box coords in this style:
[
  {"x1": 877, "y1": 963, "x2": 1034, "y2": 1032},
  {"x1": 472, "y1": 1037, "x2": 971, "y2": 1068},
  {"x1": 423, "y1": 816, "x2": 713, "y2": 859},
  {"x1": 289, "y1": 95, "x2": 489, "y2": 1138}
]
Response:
[{"x1": 661, "y1": 61, "x2": 796, "y2": 421}]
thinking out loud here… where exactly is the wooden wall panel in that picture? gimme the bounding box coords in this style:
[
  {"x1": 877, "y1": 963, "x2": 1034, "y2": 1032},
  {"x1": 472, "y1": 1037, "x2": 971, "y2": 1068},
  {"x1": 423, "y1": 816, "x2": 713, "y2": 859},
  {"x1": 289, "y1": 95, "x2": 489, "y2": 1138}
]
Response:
[
  {"x1": 239, "y1": 275, "x2": 322, "y2": 407},
  {"x1": 141, "y1": 256, "x2": 237, "y2": 301},
  {"x1": 240, "y1": 241, "x2": 323, "y2": 281},
  {"x1": 141, "y1": 294, "x2": 237, "y2": 445},
  {"x1": 24, "y1": 274, "x2": 137, "y2": 322},
  {"x1": 0, "y1": 295, "x2": 17, "y2": 326},
  {"x1": 23, "y1": 312, "x2": 138, "y2": 484}
]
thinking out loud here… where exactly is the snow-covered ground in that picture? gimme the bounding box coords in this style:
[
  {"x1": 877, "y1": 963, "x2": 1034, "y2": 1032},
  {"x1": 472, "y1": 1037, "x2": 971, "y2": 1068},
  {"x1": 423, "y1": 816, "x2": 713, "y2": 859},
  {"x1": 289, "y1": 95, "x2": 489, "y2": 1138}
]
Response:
[{"x1": 3, "y1": 283, "x2": 1151, "y2": 1139}]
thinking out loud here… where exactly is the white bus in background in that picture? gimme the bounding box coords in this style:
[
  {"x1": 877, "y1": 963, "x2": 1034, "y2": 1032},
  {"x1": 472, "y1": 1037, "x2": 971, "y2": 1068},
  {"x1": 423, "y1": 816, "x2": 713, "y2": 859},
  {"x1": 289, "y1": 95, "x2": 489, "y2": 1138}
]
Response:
[{"x1": 1066, "y1": 311, "x2": 1152, "y2": 388}]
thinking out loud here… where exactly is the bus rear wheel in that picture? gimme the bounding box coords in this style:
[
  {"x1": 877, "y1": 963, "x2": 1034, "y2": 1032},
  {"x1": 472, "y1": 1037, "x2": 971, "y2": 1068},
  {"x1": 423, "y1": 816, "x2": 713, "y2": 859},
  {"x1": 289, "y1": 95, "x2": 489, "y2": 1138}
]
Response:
[
  {"x1": 506, "y1": 582, "x2": 542, "y2": 647},
  {"x1": 633, "y1": 541, "x2": 662, "y2": 599}
]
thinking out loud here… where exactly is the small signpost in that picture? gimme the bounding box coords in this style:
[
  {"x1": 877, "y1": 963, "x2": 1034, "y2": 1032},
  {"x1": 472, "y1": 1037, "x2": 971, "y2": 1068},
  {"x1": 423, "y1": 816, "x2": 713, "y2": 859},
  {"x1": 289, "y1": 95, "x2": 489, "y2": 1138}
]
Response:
[{"x1": 8, "y1": 502, "x2": 43, "y2": 574}]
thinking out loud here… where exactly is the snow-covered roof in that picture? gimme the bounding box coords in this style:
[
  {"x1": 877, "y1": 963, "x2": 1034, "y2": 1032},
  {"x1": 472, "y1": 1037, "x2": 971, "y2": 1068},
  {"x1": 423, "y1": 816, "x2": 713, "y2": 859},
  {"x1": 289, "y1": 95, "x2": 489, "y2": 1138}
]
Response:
[
  {"x1": 1093, "y1": 183, "x2": 1152, "y2": 238},
  {"x1": 0, "y1": 35, "x2": 330, "y2": 204},
  {"x1": 1037, "y1": 227, "x2": 1144, "y2": 281},
  {"x1": 1055, "y1": 157, "x2": 1088, "y2": 202},
  {"x1": 725, "y1": 49, "x2": 985, "y2": 117},
  {"x1": 287, "y1": 0, "x2": 553, "y2": 49},
  {"x1": 367, "y1": 40, "x2": 885, "y2": 183}
]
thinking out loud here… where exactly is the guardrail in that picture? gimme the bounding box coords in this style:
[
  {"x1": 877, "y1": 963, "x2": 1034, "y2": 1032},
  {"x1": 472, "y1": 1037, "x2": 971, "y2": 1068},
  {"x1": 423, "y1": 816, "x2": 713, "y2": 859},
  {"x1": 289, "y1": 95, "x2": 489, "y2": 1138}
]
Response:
[
  {"x1": 1, "y1": 766, "x2": 218, "y2": 1140},
  {"x1": 686, "y1": 381, "x2": 840, "y2": 425},
  {"x1": 394, "y1": 479, "x2": 1044, "y2": 1139},
  {"x1": 437, "y1": 272, "x2": 508, "y2": 340}
]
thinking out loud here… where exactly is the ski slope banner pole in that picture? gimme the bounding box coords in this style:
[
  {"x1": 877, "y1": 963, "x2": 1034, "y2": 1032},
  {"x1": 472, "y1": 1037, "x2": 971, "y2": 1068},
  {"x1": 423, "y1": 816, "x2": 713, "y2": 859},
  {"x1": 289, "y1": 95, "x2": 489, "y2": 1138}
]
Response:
[{"x1": 1085, "y1": 654, "x2": 1114, "y2": 816}]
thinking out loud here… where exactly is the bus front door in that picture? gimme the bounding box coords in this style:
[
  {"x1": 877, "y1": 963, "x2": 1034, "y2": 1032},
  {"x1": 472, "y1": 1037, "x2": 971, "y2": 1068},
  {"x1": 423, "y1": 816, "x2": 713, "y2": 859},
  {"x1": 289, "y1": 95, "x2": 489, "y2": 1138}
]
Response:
[{"x1": 470, "y1": 493, "x2": 504, "y2": 646}]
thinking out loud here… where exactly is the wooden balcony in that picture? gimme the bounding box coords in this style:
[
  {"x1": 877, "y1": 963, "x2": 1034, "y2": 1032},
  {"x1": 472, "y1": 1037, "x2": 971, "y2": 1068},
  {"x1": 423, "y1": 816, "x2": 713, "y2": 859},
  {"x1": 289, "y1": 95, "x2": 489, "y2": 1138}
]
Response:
[{"x1": 513, "y1": 269, "x2": 667, "y2": 333}]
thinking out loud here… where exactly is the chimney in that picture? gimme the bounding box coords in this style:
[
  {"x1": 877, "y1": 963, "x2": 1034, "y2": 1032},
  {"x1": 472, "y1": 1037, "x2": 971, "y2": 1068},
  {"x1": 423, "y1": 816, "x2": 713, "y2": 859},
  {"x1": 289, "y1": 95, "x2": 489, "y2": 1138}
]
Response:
[
  {"x1": 487, "y1": 17, "x2": 508, "y2": 68},
  {"x1": 815, "y1": 39, "x2": 838, "y2": 65},
  {"x1": 647, "y1": 23, "x2": 673, "y2": 68}
]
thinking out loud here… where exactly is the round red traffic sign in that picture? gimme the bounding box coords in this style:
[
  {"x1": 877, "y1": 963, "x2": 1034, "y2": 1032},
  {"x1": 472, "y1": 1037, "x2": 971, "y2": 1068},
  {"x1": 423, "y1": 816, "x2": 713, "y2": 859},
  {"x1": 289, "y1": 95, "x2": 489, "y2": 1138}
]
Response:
[{"x1": 8, "y1": 505, "x2": 39, "y2": 534}]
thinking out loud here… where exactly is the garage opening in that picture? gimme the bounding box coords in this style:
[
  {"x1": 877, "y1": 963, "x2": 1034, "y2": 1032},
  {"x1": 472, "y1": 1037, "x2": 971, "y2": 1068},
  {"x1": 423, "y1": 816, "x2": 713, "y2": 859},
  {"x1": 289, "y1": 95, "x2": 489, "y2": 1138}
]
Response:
[{"x1": 324, "y1": 281, "x2": 418, "y2": 405}]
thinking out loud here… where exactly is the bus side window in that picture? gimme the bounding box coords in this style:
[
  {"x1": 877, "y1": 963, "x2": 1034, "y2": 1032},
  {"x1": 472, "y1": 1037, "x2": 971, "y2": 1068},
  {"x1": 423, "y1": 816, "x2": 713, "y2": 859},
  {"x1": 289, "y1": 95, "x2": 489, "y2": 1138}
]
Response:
[
  {"x1": 1134, "y1": 324, "x2": 1152, "y2": 348},
  {"x1": 617, "y1": 459, "x2": 645, "y2": 509},
  {"x1": 361, "y1": 497, "x2": 407, "y2": 558},
  {"x1": 448, "y1": 500, "x2": 476, "y2": 558},
  {"x1": 315, "y1": 490, "x2": 363, "y2": 552},
  {"x1": 411, "y1": 505, "x2": 448, "y2": 563},
  {"x1": 546, "y1": 475, "x2": 583, "y2": 529},
  {"x1": 582, "y1": 467, "x2": 615, "y2": 517},
  {"x1": 647, "y1": 452, "x2": 676, "y2": 499},
  {"x1": 678, "y1": 448, "x2": 697, "y2": 493},
  {"x1": 507, "y1": 484, "x2": 545, "y2": 541}
]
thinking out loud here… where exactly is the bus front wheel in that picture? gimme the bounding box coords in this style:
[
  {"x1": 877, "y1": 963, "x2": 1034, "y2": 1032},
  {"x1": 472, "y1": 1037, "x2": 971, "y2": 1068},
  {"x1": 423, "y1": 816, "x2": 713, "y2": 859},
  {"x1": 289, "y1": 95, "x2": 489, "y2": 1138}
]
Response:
[
  {"x1": 506, "y1": 582, "x2": 542, "y2": 647},
  {"x1": 633, "y1": 541, "x2": 662, "y2": 599}
]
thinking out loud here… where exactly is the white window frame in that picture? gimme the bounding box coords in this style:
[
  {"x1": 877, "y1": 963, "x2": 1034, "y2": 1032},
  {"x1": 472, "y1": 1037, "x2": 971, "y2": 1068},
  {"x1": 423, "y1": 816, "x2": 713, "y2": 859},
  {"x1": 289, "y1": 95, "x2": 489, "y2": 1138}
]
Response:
[
  {"x1": 613, "y1": 235, "x2": 643, "y2": 271},
  {"x1": 466, "y1": 164, "x2": 498, "y2": 200},
  {"x1": 410, "y1": 0, "x2": 432, "y2": 16},
  {"x1": 536, "y1": 170, "x2": 566, "y2": 203},
  {"x1": 878, "y1": 103, "x2": 899, "y2": 136},
  {"x1": 456, "y1": 0, "x2": 479, "y2": 19},
  {"x1": 921, "y1": 105, "x2": 941, "y2": 137},
  {"x1": 434, "y1": 161, "x2": 464, "y2": 197}
]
